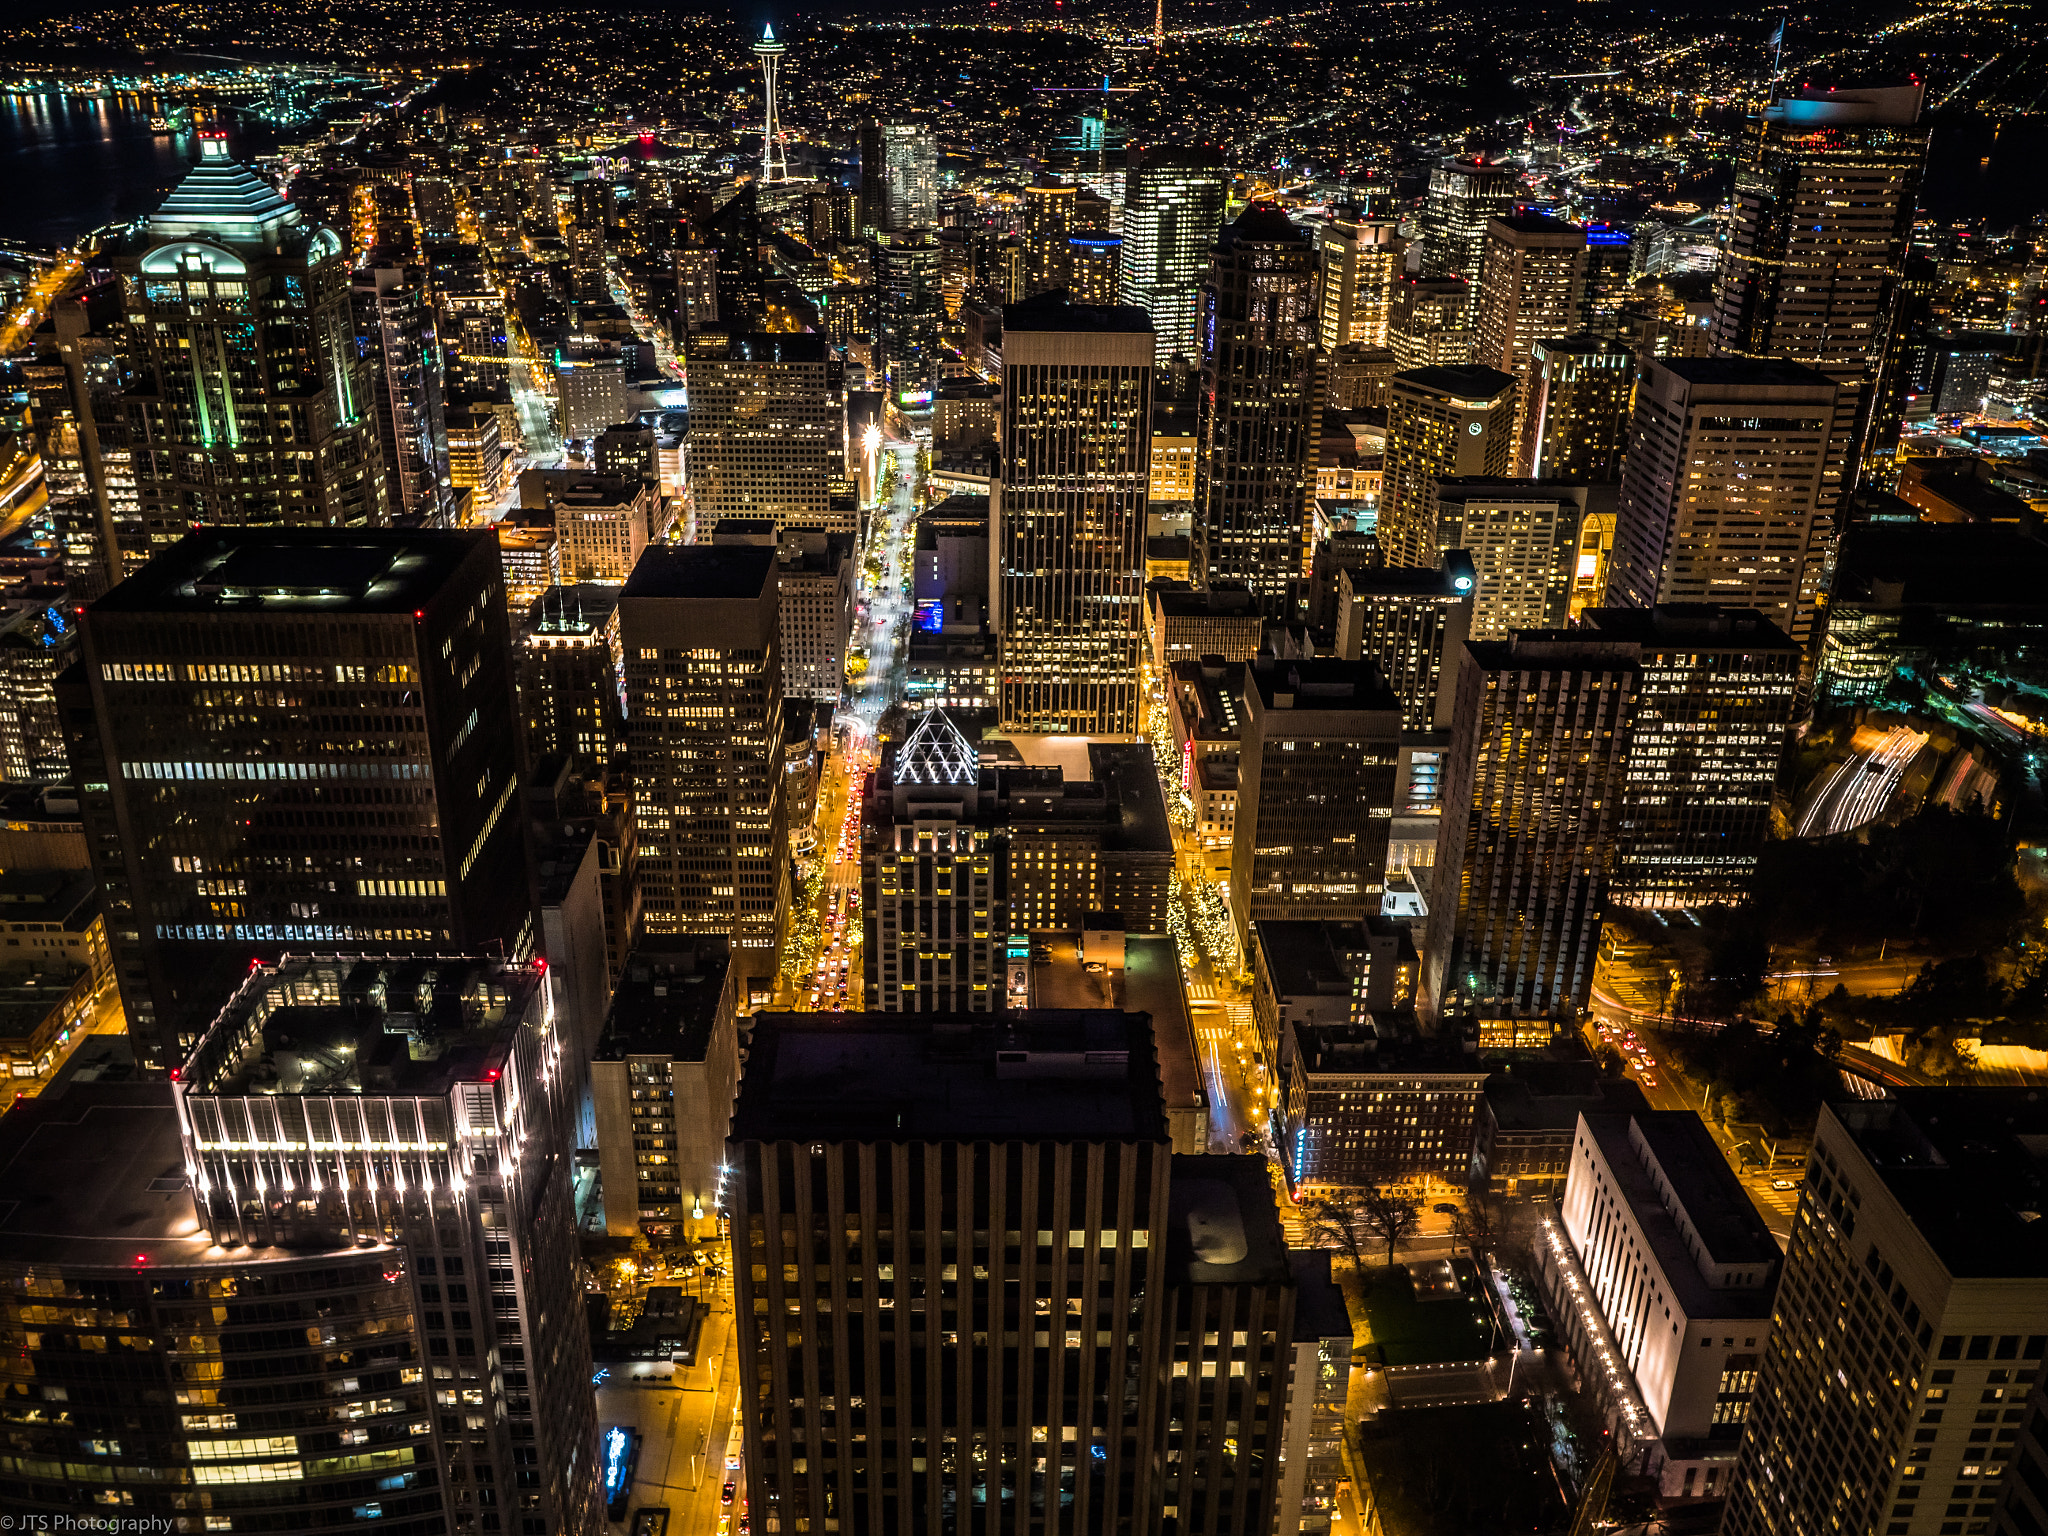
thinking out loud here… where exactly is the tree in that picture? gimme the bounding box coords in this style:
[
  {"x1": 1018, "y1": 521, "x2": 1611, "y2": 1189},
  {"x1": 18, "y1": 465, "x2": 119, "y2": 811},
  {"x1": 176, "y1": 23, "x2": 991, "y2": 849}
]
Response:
[
  {"x1": 1299, "y1": 1196, "x2": 1370, "y2": 1271},
  {"x1": 1357, "y1": 1186, "x2": 1421, "y2": 1268}
]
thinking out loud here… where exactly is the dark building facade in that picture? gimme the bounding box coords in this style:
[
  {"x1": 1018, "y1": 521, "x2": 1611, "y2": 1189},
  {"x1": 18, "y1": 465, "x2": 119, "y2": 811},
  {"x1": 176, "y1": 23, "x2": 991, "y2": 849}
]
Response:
[
  {"x1": 72, "y1": 528, "x2": 533, "y2": 1071},
  {"x1": 1192, "y1": 206, "x2": 1321, "y2": 609},
  {"x1": 729, "y1": 1010, "x2": 1297, "y2": 1536}
]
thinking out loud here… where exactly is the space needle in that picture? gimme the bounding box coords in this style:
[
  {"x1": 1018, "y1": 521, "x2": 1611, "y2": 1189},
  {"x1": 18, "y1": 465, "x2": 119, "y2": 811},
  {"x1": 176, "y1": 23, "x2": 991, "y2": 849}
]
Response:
[{"x1": 754, "y1": 22, "x2": 790, "y2": 185}]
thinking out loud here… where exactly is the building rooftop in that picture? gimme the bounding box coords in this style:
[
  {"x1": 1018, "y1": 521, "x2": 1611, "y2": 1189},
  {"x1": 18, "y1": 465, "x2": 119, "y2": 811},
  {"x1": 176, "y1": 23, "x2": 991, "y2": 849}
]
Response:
[
  {"x1": 1832, "y1": 1090, "x2": 2048, "y2": 1279},
  {"x1": 622, "y1": 544, "x2": 776, "y2": 601},
  {"x1": 1831, "y1": 522, "x2": 2048, "y2": 611},
  {"x1": 180, "y1": 955, "x2": 544, "y2": 1100},
  {"x1": 1490, "y1": 213, "x2": 1583, "y2": 238},
  {"x1": 1084, "y1": 743, "x2": 1174, "y2": 856},
  {"x1": 0, "y1": 1081, "x2": 364, "y2": 1268},
  {"x1": 1255, "y1": 918, "x2": 1415, "y2": 995},
  {"x1": 1582, "y1": 1112, "x2": 1778, "y2": 1318},
  {"x1": 1002, "y1": 291, "x2": 1154, "y2": 335},
  {"x1": 1581, "y1": 605, "x2": 1798, "y2": 651},
  {"x1": 526, "y1": 582, "x2": 624, "y2": 637},
  {"x1": 1289, "y1": 1248, "x2": 1354, "y2": 1342},
  {"x1": 1483, "y1": 1055, "x2": 1650, "y2": 1133},
  {"x1": 1392, "y1": 364, "x2": 1516, "y2": 401},
  {"x1": 731, "y1": 1011, "x2": 1170, "y2": 1143},
  {"x1": 143, "y1": 160, "x2": 302, "y2": 245},
  {"x1": 717, "y1": 332, "x2": 828, "y2": 365},
  {"x1": 1243, "y1": 655, "x2": 1402, "y2": 717},
  {"x1": 1151, "y1": 584, "x2": 1264, "y2": 620},
  {"x1": 93, "y1": 529, "x2": 490, "y2": 616},
  {"x1": 596, "y1": 939, "x2": 732, "y2": 1065},
  {"x1": 0, "y1": 868, "x2": 97, "y2": 929},
  {"x1": 1218, "y1": 203, "x2": 1308, "y2": 248},
  {"x1": 1653, "y1": 356, "x2": 1840, "y2": 391},
  {"x1": 1165, "y1": 1154, "x2": 1292, "y2": 1286}
]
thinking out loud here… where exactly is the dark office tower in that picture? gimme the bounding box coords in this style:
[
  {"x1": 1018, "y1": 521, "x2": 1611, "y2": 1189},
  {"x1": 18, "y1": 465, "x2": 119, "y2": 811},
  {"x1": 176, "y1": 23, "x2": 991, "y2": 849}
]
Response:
[
  {"x1": 1417, "y1": 157, "x2": 1521, "y2": 319},
  {"x1": 72, "y1": 528, "x2": 533, "y2": 1072},
  {"x1": 1583, "y1": 607, "x2": 1799, "y2": 910},
  {"x1": 705, "y1": 185, "x2": 767, "y2": 331},
  {"x1": 619, "y1": 545, "x2": 788, "y2": 958},
  {"x1": 0, "y1": 1081, "x2": 456, "y2": 1536},
  {"x1": 805, "y1": 177, "x2": 855, "y2": 248},
  {"x1": 354, "y1": 266, "x2": 456, "y2": 527},
  {"x1": 111, "y1": 141, "x2": 385, "y2": 549},
  {"x1": 1721, "y1": 1091, "x2": 2048, "y2": 1536},
  {"x1": 1605, "y1": 357, "x2": 1841, "y2": 646},
  {"x1": 517, "y1": 583, "x2": 624, "y2": 762},
  {"x1": 861, "y1": 709, "x2": 1008, "y2": 1012},
  {"x1": 1068, "y1": 229, "x2": 1123, "y2": 303},
  {"x1": 178, "y1": 955, "x2": 604, "y2": 1536},
  {"x1": 997, "y1": 293, "x2": 1153, "y2": 735},
  {"x1": 1580, "y1": 223, "x2": 1634, "y2": 338},
  {"x1": 1023, "y1": 178, "x2": 1078, "y2": 296},
  {"x1": 1473, "y1": 214, "x2": 1587, "y2": 448},
  {"x1": 1120, "y1": 144, "x2": 1230, "y2": 365},
  {"x1": 1518, "y1": 333, "x2": 1634, "y2": 479},
  {"x1": 1334, "y1": 554, "x2": 1477, "y2": 731},
  {"x1": 1711, "y1": 84, "x2": 1929, "y2": 502},
  {"x1": 1231, "y1": 656, "x2": 1404, "y2": 944},
  {"x1": 1192, "y1": 205, "x2": 1320, "y2": 611},
  {"x1": 731, "y1": 1011, "x2": 1299, "y2": 1536},
  {"x1": 1378, "y1": 365, "x2": 1517, "y2": 567},
  {"x1": 858, "y1": 119, "x2": 885, "y2": 235},
  {"x1": 875, "y1": 232, "x2": 946, "y2": 404},
  {"x1": 686, "y1": 331, "x2": 841, "y2": 536},
  {"x1": 1425, "y1": 633, "x2": 1637, "y2": 1020}
]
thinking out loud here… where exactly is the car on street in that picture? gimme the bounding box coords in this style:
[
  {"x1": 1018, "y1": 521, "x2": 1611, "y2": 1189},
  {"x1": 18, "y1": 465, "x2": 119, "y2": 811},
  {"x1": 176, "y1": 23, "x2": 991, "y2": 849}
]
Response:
[
  {"x1": 1433, "y1": 1203, "x2": 1459, "y2": 1215},
  {"x1": 1771, "y1": 1179, "x2": 1797, "y2": 1191},
  {"x1": 722, "y1": 1482, "x2": 736, "y2": 1506}
]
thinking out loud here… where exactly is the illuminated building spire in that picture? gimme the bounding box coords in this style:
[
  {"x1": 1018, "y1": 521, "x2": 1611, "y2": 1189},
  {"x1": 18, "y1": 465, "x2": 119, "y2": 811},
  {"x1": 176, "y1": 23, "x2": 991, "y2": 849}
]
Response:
[{"x1": 754, "y1": 22, "x2": 790, "y2": 186}]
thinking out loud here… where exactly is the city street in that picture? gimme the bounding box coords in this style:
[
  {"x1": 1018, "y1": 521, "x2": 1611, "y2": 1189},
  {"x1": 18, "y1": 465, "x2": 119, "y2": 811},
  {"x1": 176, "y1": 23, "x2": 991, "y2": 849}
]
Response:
[
  {"x1": 599, "y1": 1304, "x2": 743, "y2": 1536},
  {"x1": 784, "y1": 437, "x2": 923, "y2": 1012}
]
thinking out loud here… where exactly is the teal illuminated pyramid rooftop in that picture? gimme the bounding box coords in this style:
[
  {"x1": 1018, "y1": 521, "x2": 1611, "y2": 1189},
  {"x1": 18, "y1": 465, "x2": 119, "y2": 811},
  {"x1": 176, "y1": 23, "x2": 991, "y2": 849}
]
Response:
[{"x1": 146, "y1": 150, "x2": 302, "y2": 244}]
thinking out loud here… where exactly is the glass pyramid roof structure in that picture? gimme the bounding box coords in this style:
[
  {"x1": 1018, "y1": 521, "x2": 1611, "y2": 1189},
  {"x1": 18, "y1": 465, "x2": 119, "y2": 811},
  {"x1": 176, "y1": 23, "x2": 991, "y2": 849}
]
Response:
[{"x1": 896, "y1": 709, "x2": 979, "y2": 786}]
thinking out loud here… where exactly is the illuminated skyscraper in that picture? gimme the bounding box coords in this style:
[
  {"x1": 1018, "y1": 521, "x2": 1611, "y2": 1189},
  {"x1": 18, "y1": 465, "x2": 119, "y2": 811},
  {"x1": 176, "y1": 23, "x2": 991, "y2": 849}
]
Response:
[
  {"x1": 1583, "y1": 606, "x2": 1800, "y2": 910},
  {"x1": 1314, "y1": 213, "x2": 1405, "y2": 350},
  {"x1": 1417, "y1": 158, "x2": 1520, "y2": 320},
  {"x1": 352, "y1": 266, "x2": 456, "y2": 527},
  {"x1": 1425, "y1": 633, "x2": 1637, "y2": 1019},
  {"x1": 754, "y1": 23, "x2": 790, "y2": 186},
  {"x1": 618, "y1": 545, "x2": 789, "y2": 955},
  {"x1": 1519, "y1": 334, "x2": 1634, "y2": 480},
  {"x1": 1711, "y1": 84, "x2": 1928, "y2": 501},
  {"x1": 1193, "y1": 205, "x2": 1321, "y2": 609},
  {"x1": 1472, "y1": 214, "x2": 1586, "y2": 450},
  {"x1": 1721, "y1": 1090, "x2": 2048, "y2": 1536},
  {"x1": 997, "y1": 292, "x2": 1153, "y2": 734},
  {"x1": 1604, "y1": 357, "x2": 1841, "y2": 645},
  {"x1": 1023, "y1": 178, "x2": 1078, "y2": 296},
  {"x1": 1119, "y1": 144, "x2": 1229, "y2": 363},
  {"x1": 879, "y1": 121, "x2": 938, "y2": 231},
  {"x1": 71, "y1": 528, "x2": 534, "y2": 1072},
  {"x1": 110, "y1": 139, "x2": 385, "y2": 549},
  {"x1": 1377, "y1": 365, "x2": 1516, "y2": 568},
  {"x1": 685, "y1": 331, "x2": 843, "y2": 535},
  {"x1": 177, "y1": 953, "x2": 603, "y2": 1536}
]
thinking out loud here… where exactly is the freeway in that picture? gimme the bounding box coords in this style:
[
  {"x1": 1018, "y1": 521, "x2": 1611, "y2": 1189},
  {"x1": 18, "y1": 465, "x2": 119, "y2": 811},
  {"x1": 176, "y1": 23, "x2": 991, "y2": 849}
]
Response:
[{"x1": 1794, "y1": 723, "x2": 1927, "y2": 837}]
